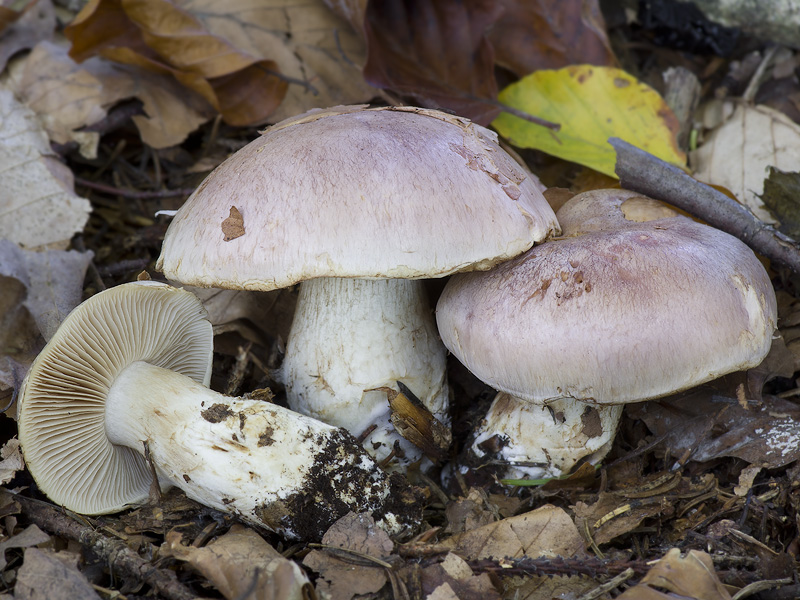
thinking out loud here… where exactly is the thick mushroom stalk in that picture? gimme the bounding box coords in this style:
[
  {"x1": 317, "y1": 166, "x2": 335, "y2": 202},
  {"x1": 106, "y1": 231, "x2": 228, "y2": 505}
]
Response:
[
  {"x1": 282, "y1": 277, "x2": 449, "y2": 464},
  {"x1": 18, "y1": 282, "x2": 421, "y2": 540},
  {"x1": 469, "y1": 394, "x2": 623, "y2": 480}
]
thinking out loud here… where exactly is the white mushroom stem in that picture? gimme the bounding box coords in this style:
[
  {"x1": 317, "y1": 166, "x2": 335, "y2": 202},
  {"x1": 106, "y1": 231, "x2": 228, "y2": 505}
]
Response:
[
  {"x1": 467, "y1": 393, "x2": 624, "y2": 480},
  {"x1": 282, "y1": 277, "x2": 450, "y2": 466},
  {"x1": 105, "y1": 360, "x2": 419, "y2": 540}
]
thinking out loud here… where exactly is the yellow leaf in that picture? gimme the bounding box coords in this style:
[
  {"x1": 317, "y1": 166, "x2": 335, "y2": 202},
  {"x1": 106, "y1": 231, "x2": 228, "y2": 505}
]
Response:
[{"x1": 493, "y1": 65, "x2": 686, "y2": 177}]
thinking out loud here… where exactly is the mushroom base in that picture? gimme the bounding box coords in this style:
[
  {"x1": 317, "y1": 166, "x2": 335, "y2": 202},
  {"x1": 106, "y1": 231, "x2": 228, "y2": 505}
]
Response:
[
  {"x1": 282, "y1": 277, "x2": 450, "y2": 468},
  {"x1": 464, "y1": 393, "x2": 623, "y2": 481},
  {"x1": 105, "y1": 361, "x2": 422, "y2": 540}
]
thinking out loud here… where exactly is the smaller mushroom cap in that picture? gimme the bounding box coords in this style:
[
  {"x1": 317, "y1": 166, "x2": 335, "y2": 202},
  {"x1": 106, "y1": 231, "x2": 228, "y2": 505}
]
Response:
[
  {"x1": 156, "y1": 105, "x2": 558, "y2": 290},
  {"x1": 436, "y1": 191, "x2": 777, "y2": 405},
  {"x1": 17, "y1": 281, "x2": 213, "y2": 514}
]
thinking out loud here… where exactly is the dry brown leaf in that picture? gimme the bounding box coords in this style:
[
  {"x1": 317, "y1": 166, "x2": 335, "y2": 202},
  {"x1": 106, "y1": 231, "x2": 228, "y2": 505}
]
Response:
[
  {"x1": 627, "y1": 387, "x2": 800, "y2": 469},
  {"x1": 182, "y1": 0, "x2": 375, "y2": 123},
  {"x1": 363, "y1": 0, "x2": 501, "y2": 124},
  {"x1": 421, "y1": 553, "x2": 501, "y2": 600},
  {"x1": 0, "y1": 438, "x2": 24, "y2": 485},
  {"x1": 0, "y1": 0, "x2": 55, "y2": 73},
  {"x1": 303, "y1": 512, "x2": 393, "y2": 600},
  {"x1": 163, "y1": 525, "x2": 311, "y2": 600},
  {"x1": 65, "y1": 0, "x2": 287, "y2": 126},
  {"x1": 617, "y1": 548, "x2": 732, "y2": 600},
  {"x1": 0, "y1": 87, "x2": 91, "y2": 248},
  {"x1": 0, "y1": 525, "x2": 50, "y2": 570},
  {"x1": 573, "y1": 491, "x2": 672, "y2": 546},
  {"x1": 3, "y1": 40, "x2": 132, "y2": 157},
  {"x1": 440, "y1": 504, "x2": 584, "y2": 560},
  {"x1": 489, "y1": 0, "x2": 616, "y2": 76},
  {"x1": 4, "y1": 39, "x2": 212, "y2": 150},
  {"x1": 691, "y1": 102, "x2": 800, "y2": 223},
  {"x1": 15, "y1": 548, "x2": 102, "y2": 600}
]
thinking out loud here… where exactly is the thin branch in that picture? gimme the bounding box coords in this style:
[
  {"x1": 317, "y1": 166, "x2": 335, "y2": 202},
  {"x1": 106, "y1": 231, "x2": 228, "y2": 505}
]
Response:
[
  {"x1": 611, "y1": 137, "x2": 800, "y2": 273},
  {"x1": 14, "y1": 494, "x2": 201, "y2": 600}
]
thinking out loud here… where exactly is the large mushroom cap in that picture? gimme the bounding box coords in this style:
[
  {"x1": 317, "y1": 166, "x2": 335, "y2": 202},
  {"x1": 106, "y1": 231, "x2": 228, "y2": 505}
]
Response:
[
  {"x1": 436, "y1": 191, "x2": 777, "y2": 405},
  {"x1": 156, "y1": 105, "x2": 559, "y2": 290},
  {"x1": 17, "y1": 282, "x2": 213, "y2": 514}
]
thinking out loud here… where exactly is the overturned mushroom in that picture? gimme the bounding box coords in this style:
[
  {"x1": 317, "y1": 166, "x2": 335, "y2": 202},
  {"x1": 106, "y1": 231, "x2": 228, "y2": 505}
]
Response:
[
  {"x1": 436, "y1": 189, "x2": 777, "y2": 480},
  {"x1": 156, "y1": 105, "x2": 558, "y2": 466},
  {"x1": 17, "y1": 281, "x2": 421, "y2": 540}
]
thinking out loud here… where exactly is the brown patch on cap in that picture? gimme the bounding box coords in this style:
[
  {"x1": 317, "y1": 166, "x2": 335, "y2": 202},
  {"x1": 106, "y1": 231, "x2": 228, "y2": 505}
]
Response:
[
  {"x1": 221, "y1": 206, "x2": 245, "y2": 241},
  {"x1": 620, "y1": 196, "x2": 679, "y2": 223}
]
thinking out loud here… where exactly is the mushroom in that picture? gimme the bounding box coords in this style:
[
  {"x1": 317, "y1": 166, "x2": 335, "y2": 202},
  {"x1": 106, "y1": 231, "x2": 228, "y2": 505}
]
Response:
[
  {"x1": 17, "y1": 281, "x2": 422, "y2": 540},
  {"x1": 155, "y1": 105, "x2": 558, "y2": 466},
  {"x1": 436, "y1": 189, "x2": 777, "y2": 480}
]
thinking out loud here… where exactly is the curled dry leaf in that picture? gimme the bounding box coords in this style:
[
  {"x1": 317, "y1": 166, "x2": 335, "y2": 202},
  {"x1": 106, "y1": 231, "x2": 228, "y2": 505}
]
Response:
[
  {"x1": 303, "y1": 513, "x2": 394, "y2": 600},
  {"x1": 0, "y1": 0, "x2": 55, "y2": 73},
  {"x1": 65, "y1": 0, "x2": 288, "y2": 127},
  {"x1": 691, "y1": 103, "x2": 800, "y2": 223},
  {"x1": 0, "y1": 87, "x2": 90, "y2": 248},
  {"x1": 363, "y1": 0, "x2": 502, "y2": 124},
  {"x1": 440, "y1": 504, "x2": 584, "y2": 560},
  {"x1": 15, "y1": 548, "x2": 103, "y2": 600},
  {"x1": 0, "y1": 438, "x2": 24, "y2": 485},
  {"x1": 421, "y1": 553, "x2": 501, "y2": 600},
  {"x1": 3, "y1": 41, "x2": 132, "y2": 158},
  {"x1": 163, "y1": 525, "x2": 311, "y2": 600},
  {"x1": 616, "y1": 548, "x2": 731, "y2": 600},
  {"x1": 3, "y1": 40, "x2": 212, "y2": 150},
  {"x1": 489, "y1": 0, "x2": 616, "y2": 76},
  {"x1": 628, "y1": 386, "x2": 800, "y2": 469}
]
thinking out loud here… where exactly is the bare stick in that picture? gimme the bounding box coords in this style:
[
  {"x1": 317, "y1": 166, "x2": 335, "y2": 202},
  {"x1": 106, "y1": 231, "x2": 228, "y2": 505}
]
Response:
[
  {"x1": 15, "y1": 494, "x2": 202, "y2": 600},
  {"x1": 610, "y1": 137, "x2": 800, "y2": 274}
]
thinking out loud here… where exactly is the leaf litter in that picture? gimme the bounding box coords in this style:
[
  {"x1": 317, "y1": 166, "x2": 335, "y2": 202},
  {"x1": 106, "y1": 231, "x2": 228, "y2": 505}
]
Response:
[{"x1": 0, "y1": 0, "x2": 799, "y2": 599}]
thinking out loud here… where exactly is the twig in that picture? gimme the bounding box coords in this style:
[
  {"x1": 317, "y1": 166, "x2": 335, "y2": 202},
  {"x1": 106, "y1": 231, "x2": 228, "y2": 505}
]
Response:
[
  {"x1": 75, "y1": 177, "x2": 195, "y2": 200},
  {"x1": 611, "y1": 137, "x2": 800, "y2": 273},
  {"x1": 14, "y1": 494, "x2": 202, "y2": 600},
  {"x1": 577, "y1": 567, "x2": 635, "y2": 600}
]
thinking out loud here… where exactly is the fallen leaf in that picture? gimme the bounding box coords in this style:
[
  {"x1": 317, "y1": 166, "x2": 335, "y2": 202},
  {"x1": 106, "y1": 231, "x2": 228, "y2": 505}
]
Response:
[
  {"x1": 492, "y1": 65, "x2": 686, "y2": 177},
  {"x1": 303, "y1": 513, "x2": 394, "y2": 600},
  {"x1": 190, "y1": 0, "x2": 375, "y2": 123},
  {"x1": 489, "y1": 0, "x2": 616, "y2": 76},
  {"x1": 627, "y1": 387, "x2": 800, "y2": 469},
  {"x1": 15, "y1": 548, "x2": 102, "y2": 600},
  {"x1": 65, "y1": 0, "x2": 288, "y2": 127},
  {"x1": 616, "y1": 548, "x2": 732, "y2": 600},
  {"x1": 761, "y1": 167, "x2": 800, "y2": 238},
  {"x1": 363, "y1": 0, "x2": 502, "y2": 124},
  {"x1": 440, "y1": 504, "x2": 584, "y2": 560},
  {"x1": 444, "y1": 488, "x2": 497, "y2": 535},
  {"x1": 0, "y1": 0, "x2": 55, "y2": 73},
  {"x1": 163, "y1": 525, "x2": 311, "y2": 600},
  {"x1": 0, "y1": 86, "x2": 91, "y2": 248},
  {"x1": 691, "y1": 103, "x2": 800, "y2": 223},
  {"x1": 3, "y1": 40, "x2": 131, "y2": 158},
  {"x1": 573, "y1": 491, "x2": 672, "y2": 546},
  {"x1": 3, "y1": 40, "x2": 211, "y2": 150},
  {"x1": 421, "y1": 552, "x2": 501, "y2": 600},
  {"x1": 0, "y1": 438, "x2": 24, "y2": 485},
  {"x1": 0, "y1": 524, "x2": 50, "y2": 570}
]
